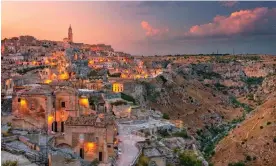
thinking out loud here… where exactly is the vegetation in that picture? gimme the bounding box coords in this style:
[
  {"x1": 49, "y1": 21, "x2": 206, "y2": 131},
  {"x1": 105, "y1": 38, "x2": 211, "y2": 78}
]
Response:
[
  {"x1": 245, "y1": 155, "x2": 252, "y2": 161},
  {"x1": 197, "y1": 121, "x2": 240, "y2": 160},
  {"x1": 242, "y1": 77, "x2": 264, "y2": 86},
  {"x1": 273, "y1": 137, "x2": 276, "y2": 143},
  {"x1": 228, "y1": 161, "x2": 245, "y2": 166},
  {"x1": 159, "y1": 75, "x2": 167, "y2": 84},
  {"x1": 247, "y1": 94, "x2": 254, "y2": 100},
  {"x1": 173, "y1": 129, "x2": 190, "y2": 139},
  {"x1": 179, "y1": 150, "x2": 202, "y2": 166},
  {"x1": 121, "y1": 93, "x2": 136, "y2": 104},
  {"x1": 89, "y1": 159, "x2": 99, "y2": 166},
  {"x1": 230, "y1": 96, "x2": 253, "y2": 113},
  {"x1": 141, "y1": 81, "x2": 160, "y2": 102},
  {"x1": 2, "y1": 160, "x2": 18, "y2": 166},
  {"x1": 214, "y1": 83, "x2": 227, "y2": 91},
  {"x1": 162, "y1": 113, "x2": 170, "y2": 120},
  {"x1": 196, "y1": 70, "x2": 221, "y2": 79},
  {"x1": 136, "y1": 154, "x2": 149, "y2": 166}
]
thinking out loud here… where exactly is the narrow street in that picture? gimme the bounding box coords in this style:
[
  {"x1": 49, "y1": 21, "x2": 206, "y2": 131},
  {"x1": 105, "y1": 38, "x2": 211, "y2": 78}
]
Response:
[{"x1": 115, "y1": 118, "x2": 173, "y2": 166}]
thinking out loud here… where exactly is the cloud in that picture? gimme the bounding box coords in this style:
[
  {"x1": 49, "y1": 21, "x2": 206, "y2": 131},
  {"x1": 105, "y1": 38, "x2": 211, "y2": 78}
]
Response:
[
  {"x1": 186, "y1": 7, "x2": 276, "y2": 38},
  {"x1": 219, "y1": 1, "x2": 238, "y2": 7},
  {"x1": 141, "y1": 21, "x2": 169, "y2": 37}
]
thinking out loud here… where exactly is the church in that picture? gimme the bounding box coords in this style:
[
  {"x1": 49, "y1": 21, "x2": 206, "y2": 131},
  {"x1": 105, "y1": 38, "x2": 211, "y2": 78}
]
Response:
[{"x1": 63, "y1": 25, "x2": 73, "y2": 43}]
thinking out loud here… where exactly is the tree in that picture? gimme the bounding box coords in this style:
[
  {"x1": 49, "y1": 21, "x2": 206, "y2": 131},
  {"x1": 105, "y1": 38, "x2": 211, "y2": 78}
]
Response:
[{"x1": 179, "y1": 150, "x2": 201, "y2": 166}]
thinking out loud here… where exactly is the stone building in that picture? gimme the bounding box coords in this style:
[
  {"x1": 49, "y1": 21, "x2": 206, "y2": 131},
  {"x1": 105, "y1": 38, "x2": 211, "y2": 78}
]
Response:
[
  {"x1": 54, "y1": 114, "x2": 117, "y2": 163},
  {"x1": 12, "y1": 84, "x2": 53, "y2": 130},
  {"x1": 11, "y1": 84, "x2": 118, "y2": 164}
]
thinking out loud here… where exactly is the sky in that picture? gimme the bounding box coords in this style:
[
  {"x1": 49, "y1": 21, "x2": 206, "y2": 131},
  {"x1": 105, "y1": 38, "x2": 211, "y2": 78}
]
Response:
[{"x1": 2, "y1": 1, "x2": 276, "y2": 55}]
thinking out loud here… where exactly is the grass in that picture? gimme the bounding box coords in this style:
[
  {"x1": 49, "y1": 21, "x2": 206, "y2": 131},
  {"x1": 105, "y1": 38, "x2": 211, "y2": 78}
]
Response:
[{"x1": 2, "y1": 160, "x2": 18, "y2": 166}]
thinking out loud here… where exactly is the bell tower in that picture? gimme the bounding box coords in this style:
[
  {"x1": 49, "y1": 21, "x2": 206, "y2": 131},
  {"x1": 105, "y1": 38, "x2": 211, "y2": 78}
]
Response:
[{"x1": 68, "y1": 24, "x2": 73, "y2": 43}]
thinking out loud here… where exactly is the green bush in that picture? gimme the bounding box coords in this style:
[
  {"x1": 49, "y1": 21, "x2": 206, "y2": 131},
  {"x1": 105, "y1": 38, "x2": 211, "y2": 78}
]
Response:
[
  {"x1": 163, "y1": 113, "x2": 170, "y2": 120},
  {"x1": 228, "y1": 161, "x2": 245, "y2": 166},
  {"x1": 121, "y1": 93, "x2": 136, "y2": 104},
  {"x1": 136, "y1": 154, "x2": 149, "y2": 166},
  {"x1": 247, "y1": 94, "x2": 254, "y2": 100},
  {"x1": 173, "y1": 129, "x2": 189, "y2": 139},
  {"x1": 179, "y1": 150, "x2": 202, "y2": 166},
  {"x1": 245, "y1": 155, "x2": 252, "y2": 161},
  {"x1": 2, "y1": 160, "x2": 18, "y2": 166},
  {"x1": 229, "y1": 96, "x2": 253, "y2": 113},
  {"x1": 273, "y1": 137, "x2": 276, "y2": 143},
  {"x1": 243, "y1": 77, "x2": 264, "y2": 86}
]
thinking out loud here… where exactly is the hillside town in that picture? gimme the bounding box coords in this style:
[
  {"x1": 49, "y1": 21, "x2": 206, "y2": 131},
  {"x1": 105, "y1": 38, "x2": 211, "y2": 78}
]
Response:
[{"x1": 1, "y1": 25, "x2": 276, "y2": 166}]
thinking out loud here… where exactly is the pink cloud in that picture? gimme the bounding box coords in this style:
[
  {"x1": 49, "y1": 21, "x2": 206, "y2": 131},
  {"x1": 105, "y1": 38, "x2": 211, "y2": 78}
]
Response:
[
  {"x1": 187, "y1": 7, "x2": 276, "y2": 37},
  {"x1": 219, "y1": 1, "x2": 238, "y2": 7},
  {"x1": 141, "y1": 21, "x2": 168, "y2": 37}
]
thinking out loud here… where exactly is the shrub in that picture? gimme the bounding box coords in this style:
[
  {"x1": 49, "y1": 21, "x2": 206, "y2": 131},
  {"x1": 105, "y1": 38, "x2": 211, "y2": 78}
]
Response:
[
  {"x1": 179, "y1": 150, "x2": 202, "y2": 166},
  {"x1": 247, "y1": 94, "x2": 254, "y2": 100},
  {"x1": 90, "y1": 159, "x2": 99, "y2": 166},
  {"x1": 163, "y1": 113, "x2": 170, "y2": 120},
  {"x1": 137, "y1": 154, "x2": 149, "y2": 166},
  {"x1": 228, "y1": 161, "x2": 245, "y2": 166},
  {"x1": 243, "y1": 77, "x2": 264, "y2": 86},
  {"x1": 246, "y1": 155, "x2": 252, "y2": 161},
  {"x1": 267, "y1": 122, "x2": 271, "y2": 125},
  {"x1": 121, "y1": 93, "x2": 136, "y2": 104},
  {"x1": 260, "y1": 126, "x2": 263, "y2": 129},
  {"x1": 173, "y1": 129, "x2": 189, "y2": 139},
  {"x1": 273, "y1": 137, "x2": 276, "y2": 143},
  {"x1": 7, "y1": 122, "x2": 12, "y2": 126},
  {"x1": 2, "y1": 160, "x2": 18, "y2": 166}
]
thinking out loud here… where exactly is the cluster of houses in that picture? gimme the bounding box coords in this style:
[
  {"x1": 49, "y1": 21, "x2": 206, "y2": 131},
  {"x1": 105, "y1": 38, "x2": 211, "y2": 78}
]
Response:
[{"x1": 1, "y1": 33, "x2": 170, "y2": 165}]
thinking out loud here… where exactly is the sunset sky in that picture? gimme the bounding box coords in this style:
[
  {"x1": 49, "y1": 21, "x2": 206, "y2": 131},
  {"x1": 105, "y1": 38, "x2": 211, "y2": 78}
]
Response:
[{"x1": 2, "y1": 1, "x2": 276, "y2": 55}]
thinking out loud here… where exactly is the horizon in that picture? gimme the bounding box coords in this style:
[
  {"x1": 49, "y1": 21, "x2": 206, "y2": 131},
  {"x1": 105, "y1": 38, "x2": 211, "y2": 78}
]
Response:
[{"x1": 2, "y1": 1, "x2": 276, "y2": 55}]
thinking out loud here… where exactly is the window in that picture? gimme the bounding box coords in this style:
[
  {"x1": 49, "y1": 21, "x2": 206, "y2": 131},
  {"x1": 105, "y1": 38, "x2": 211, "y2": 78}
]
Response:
[
  {"x1": 61, "y1": 102, "x2": 65, "y2": 108},
  {"x1": 18, "y1": 98, "x2": 21, "y2": 102},
  {"x1": 107, "y1": 145, "x2": 111, "y2": 148}
]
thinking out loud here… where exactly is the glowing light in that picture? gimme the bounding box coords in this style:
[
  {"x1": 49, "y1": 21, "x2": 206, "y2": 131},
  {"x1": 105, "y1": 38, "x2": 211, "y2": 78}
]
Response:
[
  {"x1": 85, "y1": 142, "x2": 96, "y2": 152},
  {"x1": 89, "y1": 60, "x2": 94, "y2": 65},
  {"x1": 44, "y1": 79, "x2": 52, "y2": 84},
  {"x1": 20, "y1": 99, "x2": 27, "y2": 106},
  {"x1": 58, "y1": 72, "x2": 69, "y2": 80},
  {"x1": 48, "y1": 115, "x2": 54, "y2": 123},
  {"x1": 127, "y1": 108, "x2": 131, "y2": 113},
  {"x1": 79, "y1": 97, "x2": 89, "y2": 107}
]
